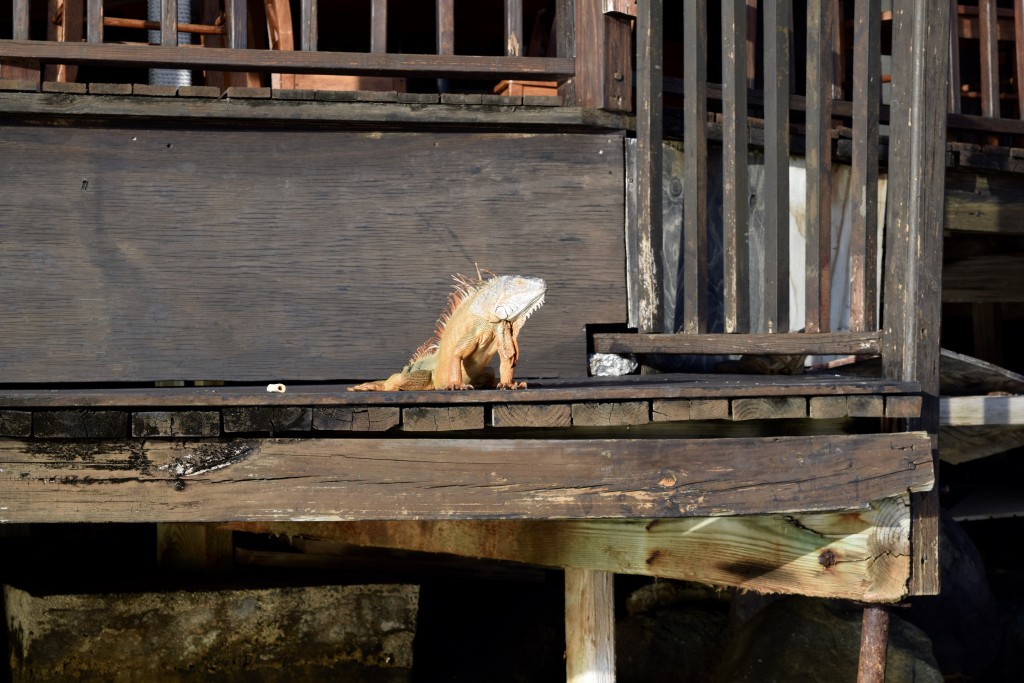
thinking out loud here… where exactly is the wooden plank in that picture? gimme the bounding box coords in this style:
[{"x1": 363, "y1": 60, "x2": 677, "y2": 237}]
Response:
[
  {"x1": 940, "y1": 395, "x2": 1024, "y2": 426},
  {"x1": 312, "y1": 406, "x2": 400, "y2": 432},
  {"x1": 505, "y1": 0, "x2": 523, "y2": 56},
  {"x1": 132, "y1": 411, "x2": 221, "y2": 437},
  {"x1": 223, "y1": 407, "x2": 312, "y2": 433},
  {"x1": 948, "y1": 0, "x2": 961, "y2": 114},
  {"x1": 940, "y1": 424, "x2": 1024, "y2": 464},
  {"x1": 731, "y1": 397, "x2": 806, "y2": 420},
  {"x1": 0, "y1": 376, "x2": 923, "y2": 409},
  {"x1": 1016, "y1": 0, "x2": 1024, "y2": 120},
  {"x1": 886, "y1": 395, "x2": 922, "y2": 418},
  {"x1": 555, "y1": 0, "x2": 576, "y2": 102},
  {"x1": 722, "y1": 0, "x2": 750, "y2": 333},
  {"x1": 849, "y1": 0, "x2": 881, "y2": 332},
  {"x1": 810, "y1": 396, "x2": 849, "y2": 420},
  {"x1": 682, "y1": 0, "x2": 709, "y2": 334},
  {"x1": 231, "y1": 495, "x2": 918, "y2": 601},
  {"x1": 32, "y1": 410, "x2": 129, "y2": 438},
  {"x1": 492, "y1": 403, "x2": 572, "y2": 428},
  {"x1": 565, "y1": 569, "x2": 615, "y2": 683},
  {"x1": 944, "y1": 169, "x2": 1024, "y2": 235},
  {"x1": 0, "y1": 128, "x2": 622, "y2": 383},
  {"x1": 943, "y1": 252, "x2": 1024, "y2": 302},
  {"x1": 592, "y1": 331, "x2": 881, "y2": 355},
  {"x1": 371, "y1": 0, "x2": 388, "y2": 54},
  {"x1": 571, "y1": 401, "x2": 649, "y2": 426},
  {"x1": 402, "y1": 406, "x2": 485, "y2": 431},
  {"x1": 883, "y1": 0, "x2": 950, "y2": 596},
  {"x1": 939, "y1": 347, "x2": 1024, "y2": 395},
  {"x1": 651, "y1": 399, "x2": 729, "y2": 422},
  {"x1": 0, "y1": 433, "x2": 934, "y2": 523},
  {"x1": 46, "y1": 0, "x2": 84, "y2": 83},
  {"x1": 0, "y1": 410, "x2": 32, "y2": 437},
  {"x1": 848, "y1": 395, "x2": 884, "y2": 418},
  {"x1": 805, "y1": 0, "x2": 833, "y2": 333},
  {"x1": 0, "y1": 40, "x2": 576, "y2": 80},
  {"x1": 2, "y1": 0, "x2": 39, "y2": 82},
  {"x1": 634, "y1": 0, "x2": 664, "y2": 333},
  {"x1": 436, "y1": 0, "x2": 455, "y2": 56}
]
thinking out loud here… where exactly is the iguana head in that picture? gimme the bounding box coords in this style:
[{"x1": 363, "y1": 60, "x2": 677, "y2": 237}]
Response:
[{"x1": 471, "y1": 275, "x2": 547, "y2": 324}]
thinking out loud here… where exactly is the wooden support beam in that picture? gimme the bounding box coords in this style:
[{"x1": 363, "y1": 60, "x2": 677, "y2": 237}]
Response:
[
  {"x1": 762, "y1": 0, "x2": 791, "y2": 333},
  {"x1": 941, "y1": 395, "x2": 1024, "y2": 426},
  {"x1": 805, "y1": 0, "x2": 833, "y2": 333},
  {"x1": 224, "y1": 495, "x2": 918, "y2": 602},
  {"x1": 0, "y1": 433, "x2": 934, "y2": 523},
  {"x1": 882, "y1": 0, "x2": 950, "y2": 597},
  {"x1": 565, "y1": 568, "x2": 615, "y2": 683}
]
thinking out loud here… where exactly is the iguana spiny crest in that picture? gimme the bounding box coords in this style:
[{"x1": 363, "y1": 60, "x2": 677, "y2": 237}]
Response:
[{"x1": 349, "y1": 273, "x2": 546, "y2": 391}]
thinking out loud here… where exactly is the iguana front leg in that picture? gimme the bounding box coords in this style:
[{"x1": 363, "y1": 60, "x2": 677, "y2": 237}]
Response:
[{"x1": 496, "y1": 320, "x2": 526, "y2": 389}]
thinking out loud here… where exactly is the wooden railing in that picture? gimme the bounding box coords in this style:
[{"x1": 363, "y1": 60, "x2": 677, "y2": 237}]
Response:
[
  {"x1": 0, "y1": 0, "x2": 605, "y2": 98},
  {"x1": 614, "y1": 0, "x2": 894, "y2": 363}
]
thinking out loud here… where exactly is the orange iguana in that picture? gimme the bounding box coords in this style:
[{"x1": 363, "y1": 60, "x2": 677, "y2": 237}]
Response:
[{"x1": 348, "y1": 273, "x2": 546, "y2": 391}]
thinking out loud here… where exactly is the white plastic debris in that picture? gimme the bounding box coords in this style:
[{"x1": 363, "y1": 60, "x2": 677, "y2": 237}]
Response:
[
  {"x1": 266, "y1": 383, "x2": 287, "y2": 393},
  {"x1": 589, "y1": 353, "x2": 639, "y2": 377}
]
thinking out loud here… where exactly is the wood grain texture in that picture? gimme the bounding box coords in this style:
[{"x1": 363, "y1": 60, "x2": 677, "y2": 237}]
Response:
[
  {"x1": 939, "y1": 424, "x2": 1024, "y2": 464},
  {"x1": 231, "y1": 495, "x2": 916, "y2": 602},
  {"x1": 0, "y1": 433, "x2": 934, "y2": 523},
  {"x1": 883, "y1": 0, "x2": 950, "y2": 596},
  {"x1": 722, "y1": 0, "x2": 749, "y2": 334},
  {"x1": 593, "y1": 332, "x2": 881, "y2": 355},
  {"x1": 732, "y1": 397, "x2": 806, "y2": 420},
  {"x1": 652, "y1": 399, "x2": 729, "y2": 422},
  {"x1": 312, "y1": 406, "x2": 400, "y2": 432},
  {"x1": 492, "y1": 403, "x2": 572, "y2": 428},
  {"x1": 0, "y1": 128, "x2": 624, "y2": 383},
  {"x1": 571, "y1": 401, "x2": 649, "y2": 426},
  {"x1": 402, "y1": 406, "x2": 485, "y2": 431},
  {"x1": 565, "y1": 568, "x2": 615, "y2": 683}
]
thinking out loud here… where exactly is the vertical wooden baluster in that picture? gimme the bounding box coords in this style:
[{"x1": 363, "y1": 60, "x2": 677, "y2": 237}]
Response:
[
  {"x1": 1015, "y1": 0, "x2": 1024, "y2": 119},
  {"x1": 299, "y1": 0, "x2": 317, "y2": 51},
  {"x1": 636, "y1": 0, "x2": 664, "y2": 335},
  {"x1": 4, "y1": 0, "x2": 40, "y2": 83},
  {"x1": 371, "y1": 0, "x2": 387, "y2": 53},
  {"x1": 746, "y1": 0, "x2": 758, "y2": 88},
  {"x1": 437, "y1": 0, "x2": 455, "y2": 55},
  {"x1": 948, "y1": 0, "x2": 961, "y2": 114},
  {"x1": 849, "y1": 0, "x2": 880, "y2": 332},
  {"x1": 805, "y1": 0, "x2": 834, "y2": 333},
  {"x1": 161, "y1": 0, "x2": 178, "y2": 47},
  {"x1": 683, "y1": 0, "x2": 708, "y2": 334},
  {"x1": 88, "y1": 0, "x2": 104, "y2": 43},
  {"x1": 12, "y1": 0, "x2": 29, "y2": 40},
  {"x1": 763, "y1": 0, "x2": 790, "y2": 334},
  {"x1": 556, "y1": 0, "x2": 577, "y2": 103},
  {"x1": 979, "y1": 0, "x2": 999, "y2": 118},
  {"x1": 228, "y1": 0, "x2": 247, "y2": 49},
  {"x1": 505, "y1": 0, "x2": 523, "y2": 56},
  {"x1": 723, "y1": 0, "x2": 750, "y2": 334}
]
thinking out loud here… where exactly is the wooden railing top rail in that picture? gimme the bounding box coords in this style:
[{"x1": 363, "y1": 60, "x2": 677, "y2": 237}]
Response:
[{"x1": 0, "y1": 39, "x2": 576, "y2": 80}]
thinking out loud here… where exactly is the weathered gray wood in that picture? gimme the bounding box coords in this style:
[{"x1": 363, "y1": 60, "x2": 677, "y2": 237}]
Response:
[
  {"x1": 762, "y1": 0, "x2": 791, "y2": 333},
  {"x1": 371, "y1": 0, "x2": 388, "y2": 54},
  {"x1": 0, "y1": 433, "x2": 935, "y2": 522},
  {"x1": 722, "y1": 0, "x2": 750, "y2": 333},
  {"x1": 634, "y1": 0, "x2": 664, "y2": 332},
  {"x1": 571, "y1": 402, "x2": 649, "y2": 427},
  {"x1": 555, "y1": 0, "x2": 576, "y2": 101},
  {"x1": 848, "y1": 395, "x2": 884, "y2": 418},
  {"x1": 402, "y1": 406, "x2": 484, "y2": 431},
  {"x1": 436, "y1": 0, "x2": 454, "y2": 55},
  {"x1": 492, "y1": 403, "x2": 572, "y2": 428},
  {"x1": 849, "y1": 0, "x2": 881, "y2": 332},
  {"x1": 223, "y1": 407, "x2": 312, "y2": 433},
  {"x1": 732, "y1": 397, "x2": 806, "y2": 420},
  {"x1": 805, "y1": 0, "x2": 833, "y2": 333},
  {"x1": 572, "y1": 0, "x2": 630, "y2": 110},
  {"x1": 312, "y1": 406, "x2": 400, "y2": 432},
  {"x1": 939, "y1": 424, "x2": 1024, "y2": 464},
  {"x1": 0, "y1": 128, "x2": 623, "y2": 383},
  {"x1": 809, "y1": 396, "x2": 849, "y2": 420},
  {"x1": 592, "y1": 331, "x2": 881, "y2": 355},
  {"x1": 940, "y1": 347, "x2": 1024, "y2": 395},
  {"x1": 978, "y1": 0, "x2": 999, "y2": 120},
  {"x1": 652, "y1": 398, "x2": 729, "y2": 422},
  {"x1": 0, "y1": 40, "x2": 575, "y2": 80},
  {"x1": 682, "y1": 0, "x2": 708, "y2": 334},
  {"x1": 882, "y1": 0, "x2": 950, "y2": 596},
  {"x1": 300, "y1": 0, "x2": 317, "y2": 51},
  {"x1": 133, "y1": 411, "x2": 221, "y2": 437},
  {"x1": 88, "y1": 0, "x2": 104, "y2": 43},
  {"x1": 0, "y1": 410, "x2": 31, "y2": 437},
  {"x1": 32, "y1": 410, "x2": 129, "y2": 438},
  {"x1": 161, "y1": 0, "x2": 178, "y2": 47}
]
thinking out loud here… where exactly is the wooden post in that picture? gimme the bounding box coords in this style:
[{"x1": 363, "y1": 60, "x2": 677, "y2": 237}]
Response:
[
  {"x1": 635, "y1": 0, "x2": 664, "y2": 334},
  {"x1": 882, "y1": 0, "x2": 951, "y2": 596},
  {"x1": 805, "y1": 0, "x2": 834, "y2": 333},
  {"x1": 436, "y1": 0, "x2": 455, "y2": 56},
  {"x1": 3, "y1": 0, "x2": 41, "y2": 84},
  {"x1": 682, "y1": 0, "x2": 708, "y2": 334},
  {"x1": 572, "y1": 0, "x2": 631, "y2": 111},
  {"x1": 565, "y1": 568, "x2": 615, "y2": 683},
  {"x1": 856, "y1": 605, "x2": 890, "y2": 683},
  {"x1": 371, "y1": 0, "x2": 388, "y2": 54},
  {"x1": 723, "y1": 0, "x2": 750, "y2": 334}
]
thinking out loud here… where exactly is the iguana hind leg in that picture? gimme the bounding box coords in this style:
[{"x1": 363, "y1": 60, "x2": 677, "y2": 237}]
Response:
[{"x1": 349, "y1": 369, "x2": 435, "y2": 391}]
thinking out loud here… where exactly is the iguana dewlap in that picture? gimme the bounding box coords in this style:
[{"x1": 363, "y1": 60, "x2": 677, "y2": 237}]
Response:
[{"x1": 349, "y1": 274, "x2": 546, "y2": 391}]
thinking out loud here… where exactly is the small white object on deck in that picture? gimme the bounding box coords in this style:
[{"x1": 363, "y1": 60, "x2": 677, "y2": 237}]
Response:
[{"x1": 266, "y1": 383, "x2": 287, "y2": 393}]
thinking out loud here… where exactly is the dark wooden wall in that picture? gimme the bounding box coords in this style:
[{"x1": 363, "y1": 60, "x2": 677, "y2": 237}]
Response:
[{"x1": 0, "y1": 125, "x2": 626, "y2": 383}]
